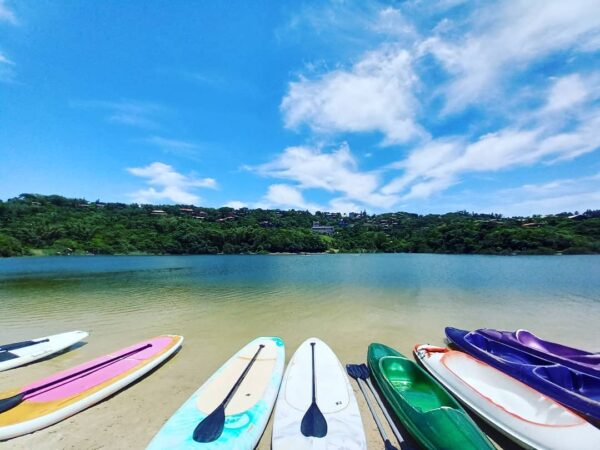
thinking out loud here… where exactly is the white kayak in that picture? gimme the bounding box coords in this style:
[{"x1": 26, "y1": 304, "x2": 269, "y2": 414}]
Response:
[
  {"x1": 414, "y1": 344, "x2": 600, "y2": 450},
  {"x1": 272, "y1": 338, "x2": 367, "y2": 450},
  {"x1": 147, "y1": 336, "x2": 285, "y2": 449},
  {"x1": 0, "y1": 330, "x2": 89, "y2": 372}
]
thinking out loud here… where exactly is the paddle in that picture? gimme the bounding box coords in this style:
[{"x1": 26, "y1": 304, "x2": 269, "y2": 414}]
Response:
[
  {"x1": 358, "y1": 364, "x2": 404, "y2": 445},
  {"x1": 193, "y1": 344, "x2": 265, "y2": 443},
  {"x1": 0, "y1": 343, "x2": 152, "y2": 414},
  {"x1": 300, "y1": 342, "x2": 328, "y2": 438},
  {"x1": 347, "y1": 364, "x2": 400, "y2": 450},
  {"x1": 0, "y1": 338, "x2": 50, "y2": 353}
]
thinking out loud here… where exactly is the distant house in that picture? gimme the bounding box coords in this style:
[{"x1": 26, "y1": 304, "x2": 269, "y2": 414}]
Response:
[
  {"x1": 151, "y1": 209, "x2": 167, "y2": 216},
  {"x1": 179, "y1": 208, "x2": 194, "y2": 213},
  {"x1": 311, "y1": 221, "x2": 334, "y2": 235},
  {"x1": 521, "y1": 222, "x2": 540, "y2": 228}
]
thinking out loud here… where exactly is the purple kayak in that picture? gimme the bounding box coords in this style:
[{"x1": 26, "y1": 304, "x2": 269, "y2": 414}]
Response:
[
  {"x1": 478, "y1": 328, "x2": 600, "y2": 377},
  {"x1": 446, "y1": 327, "x2": 600, "y2": 424}
]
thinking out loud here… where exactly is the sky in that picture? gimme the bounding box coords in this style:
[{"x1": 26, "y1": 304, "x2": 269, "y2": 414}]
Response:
[{"x1": 1, "y1": 0, "x2": 599, "y2": 216}]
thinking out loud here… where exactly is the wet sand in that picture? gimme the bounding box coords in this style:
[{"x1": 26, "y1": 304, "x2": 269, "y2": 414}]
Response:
[{"x1": 1, "y1": 255, "x2": 598, "y2": 448}]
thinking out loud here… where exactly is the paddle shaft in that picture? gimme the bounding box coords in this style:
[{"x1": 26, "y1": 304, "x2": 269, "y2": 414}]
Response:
[
  {"x1": 221, "y1": 344, "x2": 265, "y2": 409},
  {"x1": 365, "y1": 377, "x2": 404, "y2": 444},
  {"x1": 311, "y1": 342, "x2": 316, "y2": 403},
  {"x1": 19, "y1": 343, "x2": 152, "y2": 398},
  {"x1": 356, "y1": 378, "x2": 391, "y2": 442}
]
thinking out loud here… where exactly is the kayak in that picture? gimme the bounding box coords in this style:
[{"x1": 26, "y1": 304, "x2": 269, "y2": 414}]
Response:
[
  {"x1": 147, "y1": 336, "x2": 284, "y2": 449},
  {"x1": 367, "y1": 343, "x2": 494, "y2": 450},
  {"x1": 0, "y1": 331, "x2": 89, "y2": 372},
  {"x1": 415, "y1": 344, "x2": 600, "y2": 450},
  {"x1": 0, "y1": 335, "x2": 183, "y2": 440},
  {"x1": 477, "y1": 328, "x2": 600, "y2": 376},
  {"x1": 272, "y1": 338, "x2": 367, "y2": 449},
  {"x1": 446, "y1": 327, "x2": 600, "y2": 423}
]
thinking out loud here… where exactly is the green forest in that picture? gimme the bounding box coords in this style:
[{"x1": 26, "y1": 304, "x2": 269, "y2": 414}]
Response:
[{"x1": 1, "y1": 194, "x2": 599, "y2": 257}]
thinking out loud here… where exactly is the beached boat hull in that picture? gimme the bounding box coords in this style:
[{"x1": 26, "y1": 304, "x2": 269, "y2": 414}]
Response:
[
  {"x1": 272, "y1": 338, "x2": 367, "y2": 450},
  {"x1": 446, "y1": 327, "x2": 600, "y2": 423},
  {"x1": 477, "y1": 328, "x2": 600, "y2": 377},
  {"x1": 0, "y1": 331, "x2": 89, "y2": 372},
  {"x1": 367, "y1": 343, "x2": 494, "y2": 450},
  {"x1": 0, "y1": 335, "x2": 183, "y2": 441},
  {"x1": 415, "y1": 344, "x2": 600, "y2": 450},
  {"x1": 147, "y1": 337, "x2": 284, "y2": 450}
]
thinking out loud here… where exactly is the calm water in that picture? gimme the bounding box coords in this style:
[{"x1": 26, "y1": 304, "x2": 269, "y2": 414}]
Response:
[{"x1": 0, "y1": 254, "x2": 599, "y2": 448}]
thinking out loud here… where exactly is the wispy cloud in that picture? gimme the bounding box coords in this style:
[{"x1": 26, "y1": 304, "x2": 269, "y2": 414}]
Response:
[
  {"x1": 73, "y1": 100, "x2": 164, "y2": 128},
  {"x1": 127, "y1": 162, "x2": 216, "y2": 205},
  {"x1": 484, "y1": 173, "x2": 600, "y2": 216},
  {"x1": 0, "y1": 0, "x2": 17, "y2": 25},
  {"x1": 422, "y1": 0, "x2": 600, "y2": 113},
  {"x1": 252, "y1": 143, "x2": 397, "y2": 211},
  {"x1": 144, "y1": 136, "x2": 200, "y2": 158},
  {"x1": 0, "y1": 51, "x2": 15, "y2": 82}
]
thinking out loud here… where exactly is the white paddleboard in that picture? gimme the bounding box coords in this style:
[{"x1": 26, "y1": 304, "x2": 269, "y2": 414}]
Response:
[
  {"x1": 272, "y1": 338, "x2": 367, "y2": 450},
  {"x1": 147, "y1": 336, "x2": 285, "y2": 449},
  {"x1": 0, "y1": 330, "x2": 89, "y2": 372}
]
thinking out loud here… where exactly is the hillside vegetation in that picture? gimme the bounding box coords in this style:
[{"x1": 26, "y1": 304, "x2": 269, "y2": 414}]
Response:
[{"x1": 1, "y1": 194, "x2": 599, "y2": 257}]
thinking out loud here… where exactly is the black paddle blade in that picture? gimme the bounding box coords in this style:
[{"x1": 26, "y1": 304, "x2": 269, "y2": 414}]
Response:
[
  {"x1": 300, "y1": 401, "x2": 328, "y2": 438},
  {"x1": 0, "y1": 392, "x2": 24, "y2": 414},
  {"x1": 192, "y1": 405, "x2": 226, "y2": 443},
  {"x1": 384, "y1": 439, "x2": 399, "y2": 450},
  {"x1": 346, "y1": 363, "x2": 363, "y2": 380}
]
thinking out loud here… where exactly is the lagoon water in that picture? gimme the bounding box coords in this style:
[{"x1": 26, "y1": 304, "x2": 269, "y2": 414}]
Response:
[{"x1": 1, "y1": 254, "x2": 599, "y2": 449}]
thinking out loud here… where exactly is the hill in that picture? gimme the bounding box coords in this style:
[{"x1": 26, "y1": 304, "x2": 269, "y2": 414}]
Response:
[{"x1": 1, "y1": 194, "x2": 599, "y2": 257}]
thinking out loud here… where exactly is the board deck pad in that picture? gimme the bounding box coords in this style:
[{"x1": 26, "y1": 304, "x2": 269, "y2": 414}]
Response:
[
  {"x1": 147, "y1": 336, "x2": 284, "y2": 450},
  {"x1": 272, "y1": 338, "x2": 367, "y2": 450},
  {"x1": 0, "y1": 335, "x2": 183, "y2": 441}
]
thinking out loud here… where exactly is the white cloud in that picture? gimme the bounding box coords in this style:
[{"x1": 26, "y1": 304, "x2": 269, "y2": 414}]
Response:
[
  {"x1": 544, "y1": 75, "x2": 589, "y2": 113},
  {"x1": 0, "y1": 1, "x2": 17, "y2": 25},
  {"x1": 281, "y1": 44, "x2": 424, "y2": 144},
  {"x1": 263, "y1": 184, "x2": 323, "y2": 212},
  {"x1": 127, "y1": 162, "x2": 216, "y2": 205},
  {"x1": 254, "y1": 144, "x2": 398, "y2": 209},
  {"x1": 224, "y1": 200, "x2": 247, "y2": 209},
  {"x1": 423, "y1": 0, "x2": 600, "y2": 112}
]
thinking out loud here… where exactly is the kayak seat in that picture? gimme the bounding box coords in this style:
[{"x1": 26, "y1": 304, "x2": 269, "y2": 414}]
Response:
[
  {"x1": 468, "y1": 333, "x2": 553, "y2": 366},
  {"x1": 535, "y1": 366, "x2": 600, "y2": 400},
  {"x1": 380, "y1": 357, "x2": 454, "y2": 412}
]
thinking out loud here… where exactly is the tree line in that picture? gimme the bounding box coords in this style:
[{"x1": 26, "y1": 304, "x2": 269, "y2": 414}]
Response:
[{"x1": 0, "y1": 194, "x2": 598, "y2": 257}]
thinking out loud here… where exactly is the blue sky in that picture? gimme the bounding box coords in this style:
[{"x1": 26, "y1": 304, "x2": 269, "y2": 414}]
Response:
[{"x1": 1, "y1": 0, "x2": 599, "y2": 216}]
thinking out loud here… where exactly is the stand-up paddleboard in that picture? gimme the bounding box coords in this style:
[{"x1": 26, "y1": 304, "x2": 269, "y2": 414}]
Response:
[
  {"x1": 272, "y1": 338, "x2": 367, "y2": 450},
  {"x1": 147, "y1": 336, "x2": 284, "y2": 449},
  {"x1": 415, "y1": 345, "x2": 600, "y2": 450},
  {"x1": 0, "y1": 335, "x2": 183, "y2": 440},
  {"x1": 0, "y1": 331, "x2": 89, "y2": 372}
]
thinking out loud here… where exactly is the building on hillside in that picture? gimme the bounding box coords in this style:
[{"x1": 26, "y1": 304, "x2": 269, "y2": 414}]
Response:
[
  {"x1": 311, "y1": 221, "x2": 334, "y2": 235},
  {"x1": 151, "y1": 209, "x2": 167, "y2": 216}
]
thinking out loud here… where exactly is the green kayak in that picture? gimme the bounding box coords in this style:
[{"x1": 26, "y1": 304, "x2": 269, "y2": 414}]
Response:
[{"x1": 368, "y1": 343, "x2": 494, "y2": 450}]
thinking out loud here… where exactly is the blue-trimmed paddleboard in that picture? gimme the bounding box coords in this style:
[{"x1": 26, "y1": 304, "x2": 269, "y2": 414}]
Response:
[{"x1": 147, "y1": 337, "x2": 284, "y2": 449}]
